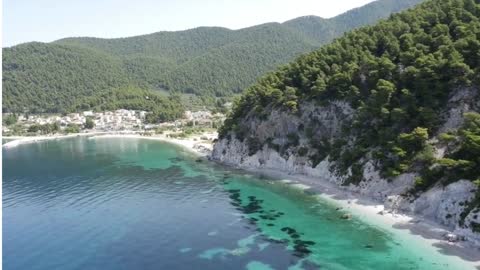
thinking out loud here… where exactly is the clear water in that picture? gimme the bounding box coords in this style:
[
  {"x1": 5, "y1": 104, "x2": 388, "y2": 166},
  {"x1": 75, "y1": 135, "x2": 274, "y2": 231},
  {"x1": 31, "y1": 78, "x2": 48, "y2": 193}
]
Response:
[{"x1": 3, "y1": 137, "x2": 474, "y2": 270}]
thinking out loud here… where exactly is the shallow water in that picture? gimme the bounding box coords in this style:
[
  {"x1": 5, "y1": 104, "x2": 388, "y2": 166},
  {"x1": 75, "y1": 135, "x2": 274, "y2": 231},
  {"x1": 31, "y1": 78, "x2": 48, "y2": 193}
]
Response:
[
  {"x1": 2, "y1": 138, "x2": 16, "y2": 144},
  {"x1": 3, "y1": 137, "x2": 474, "y2": 269}
]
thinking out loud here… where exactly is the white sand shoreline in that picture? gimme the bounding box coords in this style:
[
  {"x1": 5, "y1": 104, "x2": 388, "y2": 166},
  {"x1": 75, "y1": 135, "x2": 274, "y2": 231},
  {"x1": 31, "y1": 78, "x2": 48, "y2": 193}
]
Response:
[{"x1": 2, "y1": 131, "x2": 216, "y2": 157}]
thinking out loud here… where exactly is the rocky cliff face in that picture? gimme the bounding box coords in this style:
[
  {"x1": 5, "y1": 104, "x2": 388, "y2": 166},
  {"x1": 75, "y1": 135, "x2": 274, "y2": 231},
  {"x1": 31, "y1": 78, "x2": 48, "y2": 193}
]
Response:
[{"x1": 212, "y1": 87, "x2": 480, "y2": 245}]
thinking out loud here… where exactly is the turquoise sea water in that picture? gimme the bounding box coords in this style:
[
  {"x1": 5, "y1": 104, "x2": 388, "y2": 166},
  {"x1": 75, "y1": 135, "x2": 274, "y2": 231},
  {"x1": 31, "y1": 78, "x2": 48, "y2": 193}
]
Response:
[{"x1": 3, "y1": 137, "x2": 475, "y2": 269}]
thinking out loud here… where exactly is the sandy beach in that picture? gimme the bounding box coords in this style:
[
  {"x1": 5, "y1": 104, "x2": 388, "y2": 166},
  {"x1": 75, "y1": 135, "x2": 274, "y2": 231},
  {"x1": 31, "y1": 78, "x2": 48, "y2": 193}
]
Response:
[{"x1": 88, "y1": 132, "x2": 217, "y2": 156}]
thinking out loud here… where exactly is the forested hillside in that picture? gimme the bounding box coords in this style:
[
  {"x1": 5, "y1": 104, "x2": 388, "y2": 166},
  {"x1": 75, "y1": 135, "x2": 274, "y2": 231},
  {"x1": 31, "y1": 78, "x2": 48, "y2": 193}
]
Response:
[
  {"x1": 3, "y1": 43, "x2": 128, "y2": 113},
  {"x1": 215, "y1": 0, "x2": 480, "y2": 237},
  {"x1": 2, "y1": 0, "x2": 423, "y2": 113}
]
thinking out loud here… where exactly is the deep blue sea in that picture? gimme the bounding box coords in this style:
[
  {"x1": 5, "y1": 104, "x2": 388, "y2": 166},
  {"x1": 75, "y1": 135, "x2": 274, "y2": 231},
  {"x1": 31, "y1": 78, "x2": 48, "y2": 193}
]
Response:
[{"x1": 3, "y1": 137, "x2": 475, "y2": 269}]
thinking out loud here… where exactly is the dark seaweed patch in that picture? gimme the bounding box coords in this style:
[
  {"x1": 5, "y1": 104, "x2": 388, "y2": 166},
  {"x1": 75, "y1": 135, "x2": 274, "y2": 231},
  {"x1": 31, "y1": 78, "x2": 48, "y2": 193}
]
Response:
[
  {"x1": 225, "y1": 189, "x2": 317, "y2": 260},
  {"x1": 293, "y1": 239, "x2": 316, "y2": 258},
  {"x1": 290, "y1": 233, "x2": 300, "y2": 239},
  {"x1": 281, "y1": 227, "x2": 297, "y2": 234},
  {"x1": 242, "y1": 196, "x2": 264, "y2": 214},
  {"x1": 258, "y1": 211, "x2": 280, "y2": 221},
  {"x1": 293, "y1": 244, "x2": 312, "y2": 257},
  {"x1": 259, "y1": 215, "x2": 269, "y2": 219},
  {"x1": 279, "y1": 227, "x2": 316, "y2": 258},
  {"x1": 243, "y1": 201, "x2": 262, "y2": 214},
  {"x1": 227, "y1": 190, "x2": 265, "y2": 214}
]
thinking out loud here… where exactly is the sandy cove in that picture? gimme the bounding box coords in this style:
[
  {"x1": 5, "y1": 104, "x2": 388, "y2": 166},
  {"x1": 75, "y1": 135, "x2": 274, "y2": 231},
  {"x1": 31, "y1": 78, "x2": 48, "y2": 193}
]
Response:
[{"x1": 4, "y1": 132, "x2": 479, "y2": 268}]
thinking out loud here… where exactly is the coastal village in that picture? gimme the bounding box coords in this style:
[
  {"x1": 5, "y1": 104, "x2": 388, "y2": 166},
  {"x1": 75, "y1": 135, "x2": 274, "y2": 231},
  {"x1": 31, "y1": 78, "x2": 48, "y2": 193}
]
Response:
[
  {"x1": 2, "y1": 109, "x2": 225, "y2": 155},
  {"x1": 2, "y1": 109, "x2": 226, "y2": 135}
]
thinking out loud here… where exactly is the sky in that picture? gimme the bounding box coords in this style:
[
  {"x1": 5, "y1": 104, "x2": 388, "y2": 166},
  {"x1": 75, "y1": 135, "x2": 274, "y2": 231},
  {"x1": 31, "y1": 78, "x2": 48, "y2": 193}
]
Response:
[{"x1": 3, "y1": 0, "x2": 376, "y2": 47}]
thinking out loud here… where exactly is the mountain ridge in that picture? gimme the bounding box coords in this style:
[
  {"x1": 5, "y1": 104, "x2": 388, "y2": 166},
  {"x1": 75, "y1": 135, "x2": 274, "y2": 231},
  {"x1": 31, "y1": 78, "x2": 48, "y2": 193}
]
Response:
[{"x1": 2, "y1": 0, "x2": 424, "y2": 113}]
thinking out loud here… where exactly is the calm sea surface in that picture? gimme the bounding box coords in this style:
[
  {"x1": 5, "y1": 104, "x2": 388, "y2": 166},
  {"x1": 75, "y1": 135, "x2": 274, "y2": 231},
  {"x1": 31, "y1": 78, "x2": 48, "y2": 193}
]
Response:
[{"x1": 3, "y1": 137, "x2": 473, "y2": 269}]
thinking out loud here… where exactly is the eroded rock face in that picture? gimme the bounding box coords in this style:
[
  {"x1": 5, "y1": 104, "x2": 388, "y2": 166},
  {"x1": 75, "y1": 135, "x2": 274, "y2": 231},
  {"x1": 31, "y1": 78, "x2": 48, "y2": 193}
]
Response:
[
  {"x1": 354, "y1": 161, "x2": 416, "y2": 201},
  {"x1": 212, "y1": 95, "x2": 480, "y2": 244},
  {"x1": 412, "y1": 181, "x2": 476, "y2": 228},
  {"x1": 456, "y1": 208, "x2": 480, "y2": 246},
  {"x1": 212, "y1": 137, "x2": 342, "y2": 185},
  {"x1": 438, "y1": 87, "x2": 479, "y2": 134},
  {"x1": 236, "y1": 101, "x2": 353, "y2": 146},
  {"x1": 212, "y1": 101, "x2": 353, "y2": 186}
]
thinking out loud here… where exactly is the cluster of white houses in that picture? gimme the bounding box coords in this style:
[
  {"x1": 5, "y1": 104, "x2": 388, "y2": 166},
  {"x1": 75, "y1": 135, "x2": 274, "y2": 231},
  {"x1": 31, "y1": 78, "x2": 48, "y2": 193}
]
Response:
[
  {"x1": 3, "y1": 109, "x2": 226, "y2": 134},
  {"x1": 90, "y1": 110, "x2": 148, "y2": 131},
  {"x1": 11, "y1": 110, "x2": 148, "y2": 131},
  {"x1": 184, "y1": 110, "x2": 225, "y2": 127}
]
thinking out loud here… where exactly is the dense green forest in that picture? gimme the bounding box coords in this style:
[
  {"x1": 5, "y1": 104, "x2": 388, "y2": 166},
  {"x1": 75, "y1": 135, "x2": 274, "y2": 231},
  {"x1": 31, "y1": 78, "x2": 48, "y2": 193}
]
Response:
[
  {"x1": 3, "y1": 43, "x2": 129, "y2": 113},
  {"x1": 2, "y1": 0, "x2": 423, "y2": 114},
  {"x1": 220, "y1": 0, "x2": 480, "y2": 207}
]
